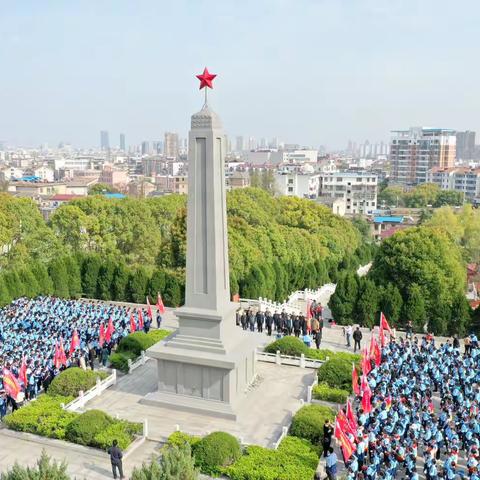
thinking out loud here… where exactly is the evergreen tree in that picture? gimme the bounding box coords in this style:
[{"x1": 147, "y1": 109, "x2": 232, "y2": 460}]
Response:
[
  {"x1": 48, "y1": 257, "x2": 69, "y2": 298},
  {"x1": 81, "y1": 254, "x2": 101, "y2": 298},
  {"x1": 450, "y1": 293, "x2": 472, "y2": 337},
  {"x1": 96, "y1": 259, "x2": 116, "y2": 300},
  {"x1": 3, "y1": 271, "x2": 24, "y2": 299},
  {"x1": 163, "y1": 272, "x2": 182, "y2": 307},
  {"x1": 355, "y1": 278, "x2": 378, "y2": 328},
  {"x1": 240, "y1": 266, "x2": 266, "y2": 299},
  {"x1": 64, "y1": 256, "x2": 82, "y2": 298},
  {"x1": 148, "y1": 269, "x2": 166, "y2": 301},
  {"x1": 128, "y1": 267, "x2": 150, "y2": 303},
  {"x1": 379, "y1": 283, "x2": 403, "y2": 327},
  {"x1": 314, "y1": 259, "x2": 328, "y2": 286},
  {"x1": 0, "y1": 275, "x2": 12, "y2": 306},
  {"x1": 31, "y1": 261, "x2": 54, "y2": 295},
  {"x1": 112, "y1": 262, "x2": 130, "y2": 301},
  {"x1": 229, "y1": 271, "x2": 239, "y2": 299},
  {"x1": 18, "y1": 268, "x2": 40, "y2": 298},
  {"x1": 0, "y1": 450, "x2": 70, "y2": 480},
  {"x1": 402, "y1": 283, "x2": 427, "y2": 332}
]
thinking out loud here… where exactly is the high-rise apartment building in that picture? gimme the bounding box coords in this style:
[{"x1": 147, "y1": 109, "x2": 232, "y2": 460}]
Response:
[
  {"x1": 456, "y1": 131, "x2": 476, "y2": 160},
  {"x1": 100, "y1": 130, "x2": 110, "y2": 151},
  {"x1": 164, "y1": 132, "x2": 179, "y2": 158},
  {"x1": 235, "y1": 136, "x2": 244, "y2": 152},
  {"x1": 390, "y1": 127, "x2": 456, "y2": 185},
  {"x1": 141, "y1": 141, "x2": 150, "y2": 155},
  {"x1": 120, "y1": 133, "x2": 126, "y2": 151}
]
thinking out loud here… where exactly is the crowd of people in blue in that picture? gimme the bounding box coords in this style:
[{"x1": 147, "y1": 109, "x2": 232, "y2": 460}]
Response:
[
  {"x1": 0, "y1": 296, "x2": 157, "y2": 418},
  {"x1": 336, "y1": 333, "x2": 480, "y2": 480}
]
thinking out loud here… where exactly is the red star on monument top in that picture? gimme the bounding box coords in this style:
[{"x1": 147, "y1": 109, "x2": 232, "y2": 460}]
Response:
[{"x1": 196, "y1": 67, "x2": 217, "y2": 90}]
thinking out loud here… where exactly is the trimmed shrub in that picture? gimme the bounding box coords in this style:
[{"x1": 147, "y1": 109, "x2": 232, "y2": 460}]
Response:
[
  {"x1": 4, "y1": 395, "x2": 75, "y2": 440},
  {"x1": 0, "y1": 451, "x2": 70, "y2": 480},
  {"x1": 289, "y1": 404, "x2": 335, "y2": 445},
  {"x1": 109, "y1": 351, "x2": 137, "y2": 372},
  {"x1": 167, "y1": 431, "x2": 201, "y2": 449},
  {"x1": 47, "y1": 367, "x2": 108, "y2": 398},
  {"x1": 117, "y1": 329, "x2": 171, "y2": 356},
  {"x1": 65, "y1": 409, "x2": 114, "y2": 446},
  {"x1": 264, "y1": 337, "x2": 308, "y2": 356},
  {"x1": 312, "y1": 383, "x2": 349, "y2": 404},
  {"x1": 304, "y1": 349, "x2": 334, "y2": 361},
  {"x1": 193, "y1": 431, "x2": 241, "y2": 475},
  {"x1": 224, "y1": 436, "x2": 318, "y2": 480},
  {"x1": 93, "y1": 420, "x2": 142, "y2": 450},
  {"x1": 331, "y1": 351, "x2": 361, "y2": 365},
  {"x1": 317, "y1": 357, "x2": 352, "y2": 390}
]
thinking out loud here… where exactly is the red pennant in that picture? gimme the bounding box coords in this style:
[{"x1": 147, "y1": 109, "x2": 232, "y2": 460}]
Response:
[
  {"x1": 130, "y1": 313, "x2": 137, "y2": 333},
  {"x1": 156, "y1": 293, "x2": 166, "y2": 315},
  {"x1": 334, "y1": 418, "x2": 356, "y2": 461},
  {"x1": 18, "y1": 357, "x2": 27, "y2": 386},
  {"x1": 105, "y1": 318, "x2": 114, "y2": 343},
  {"x1": 2, "y1": 368, "x2": 21, "y2": 399},
  {"x1": 69, "y1": 329, "x2": 80, "y2": 356},
  {"x1": 146, "y1": 297, "x2": 153, "y2": 319},
  {"x1": 138, "y1": 308, "x2": 144, "y2": 331},
  {"x1": 352, "y1": 363, "x2": 360, "y2": 396}
]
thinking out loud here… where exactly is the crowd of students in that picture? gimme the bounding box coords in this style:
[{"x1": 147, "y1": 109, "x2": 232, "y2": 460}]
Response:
[
  {"x1": 331, "y1": 332, "x2": 480, "y2": 479},
  {"x1": 0, "y1": 296, "x2": 159, "y2": 418}
]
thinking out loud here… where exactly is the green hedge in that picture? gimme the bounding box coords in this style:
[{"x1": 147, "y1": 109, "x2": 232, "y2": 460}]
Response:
[
  {"x1": 289, "y1": 404, "x2": 335, "y2": 445},
  {"x1": 264, "y1": 337, "x2": 308, "y2": 356},
  {"x1": 193, "y1": 431, "x2": 242, "y2": 475},
  {"x1": 109, "y1": 351, "x2": 137, "y2": 373},
  {"x1": 4, "y1": 395, "x2": 75, "y2": 440},
  {"x1": 313, "y1": 383, "x2": 349, "y2": 404},
  {"x1": 317, "y1": 357, "x2": 353, "y2": 390},
  {"x1": 224, "y1": 436, "x2": 318, "y2": 480},
  {"x1": 4, "y1": 396, "x2": 141, "y2": 450},
  {"x1": 117, "y1": 330, "x2": 170, "y2": 356},
  {"x1": 167, "y1": 430, "x2": 201, "y2": 448},
  {"x1": 48, "y1": 368, "x2": 108, "y2": 398}
]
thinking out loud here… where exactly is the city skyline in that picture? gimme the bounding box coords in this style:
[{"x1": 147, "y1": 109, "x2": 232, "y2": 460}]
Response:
[{"x1": 1, "y1": 0, "x2": 479, "y2": 149}]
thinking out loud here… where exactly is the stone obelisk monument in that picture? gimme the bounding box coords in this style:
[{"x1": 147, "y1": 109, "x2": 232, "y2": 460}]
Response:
[{"x1": 144, "y1": 68, "x2": 257, "y2": 419}]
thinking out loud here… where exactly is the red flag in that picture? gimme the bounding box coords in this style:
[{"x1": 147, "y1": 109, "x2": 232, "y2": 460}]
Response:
[
  {"x1": 105, "y1": 318, "x2": 114, "y2": 342},
  {"x1": 337, "y1": 410, "x2": 355, "y2": 436},
  {"x1": 69, "y1": 329, "x2": 80, "y2": 356},
  {"x1": 99, "y1": 323, "x2": 105, "y2": 346},
  {"x1": 361, "y1": 347, "x2": 372, "y2": 376},
  {"x1": 361, "y1": 381, "x2": 373, "y2": 414},
  {"x1": 380, "y1": 312, "x2": 392, "y2": 335},
  {"x1": 352, "y1": 363, "x2": 360, "y2": 396},
  {"x1": 379, "y1": 324, "x2": 386, "y2": 347},
  {"x1": 53, "y1": 342, "x2": 60, "y2": 369},
  {"x1": 2, "y1": 368, "x2": 21, "y2": 399},
  {"x1": 156, "y1": 293, "x2": 166, "y2": 315},
  {"x1": 130, "y1": 313, "x2": 137, "y2": 333},
  {"x1": 146, "y1": 297, "x2": 153, "y2": 319},
  {"x1": 361, "y1": 372, "x2": 369, "y2": 391},
  {"x1": 334, "y1": 418, "x2": 356, "y2": 462},
  {"x1": 346, "y1": 400, "x2": 358, "y2": 434},
  {"x1": 58, "y1": 340, "x2": 67, "y2": 367},
  {"x1": 19, "y1": 357, "x2": 27, "y2": 386},
  {"x1": 138, "y1": 308, "x2": 144, "y2": 331},
  {"x1": 306, "y1": 300, "x2": 312, "y2": 320},
  {"x1": 369, "y1": 336, "x2": 381, "y2": 367}
]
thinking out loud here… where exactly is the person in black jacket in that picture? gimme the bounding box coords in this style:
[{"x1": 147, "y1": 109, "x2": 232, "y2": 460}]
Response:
[
  {"x1": 265, "y1": 309, "x2": 273, "y2": 336},
  {"x1": 323, "y1": 420, "x2": 334, "y2": 457},
  {"x1": 108, "y1": 439, "x2": 124, "y2": 479},
  {"x1": 353, "y1": 326, "x2": 363, "y2": 352},
  {"x1": 256, "y1": 310, "x2": 264, "y2": 333}
]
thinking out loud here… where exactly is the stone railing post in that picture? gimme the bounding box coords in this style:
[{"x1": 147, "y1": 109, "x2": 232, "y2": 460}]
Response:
[
  {"x1": 127, "y1": 358, "x2": 132, "y2": 374},
  {"x1": 79, "y1": 390, "x2": 84, "y2": 408},
  {"x1": 141, "y1": 351, "x2": 146, "y2": 365},
  {"x1": 276, "y1": 350, "x2": 281, "y2": 365},
  {"x1": 307, "y1": 385, "x2": 313, "y2": 403},
  {"x1": 143, "y1": 418, "x2": 149, "y2": 438},
  {"x1": 112, "y1": 369, "x2": 117, "y2": 385},
  {"x1": 300, "y1": 353, "x2": 305, "y2": 368},
  {"x1": 96, "y1": 377, "x2": 102, "y2": 396}
]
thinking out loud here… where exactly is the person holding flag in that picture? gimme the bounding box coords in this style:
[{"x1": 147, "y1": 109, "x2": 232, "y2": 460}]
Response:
[
  {"x1": 129, "y1": 312, "x2": 136, "y2": 333},
  {"x1": 69, "y1": 329, "x2": 80, "y2": 356},
  {"x1": 156, "y1": 293, "x2": 165, "y2": 328},
  {"x1": 137, "y1": 308, "x2": 144, "y2": 332}
]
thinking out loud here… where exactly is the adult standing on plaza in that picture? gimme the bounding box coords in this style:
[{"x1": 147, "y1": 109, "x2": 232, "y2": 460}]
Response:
[
  {"x1": 108, "y1": 439, "x2": 124, "y2": 479},
  {"x1": 345, "y1": 324, "x2": 352, "y2": 348},
  {"x1": 352, "y1": 326, "x2": 362, "y2": 352}
]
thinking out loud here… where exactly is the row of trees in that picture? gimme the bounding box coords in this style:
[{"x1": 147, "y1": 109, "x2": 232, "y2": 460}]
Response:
[
  {"x1": 329, "y1": 227, "x2": 472, "y2": 336},
  {"x1": 378, "y1": 183, "x2": 464, "y2": 209},
  {"x1": 0, "y1": 189, "x2": 375, "y2": 307}
]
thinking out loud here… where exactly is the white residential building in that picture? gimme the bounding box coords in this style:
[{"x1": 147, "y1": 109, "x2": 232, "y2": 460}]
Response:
[
  {"x1": 275, "y1": 171, "x2": 320, "y2": 198},
  {"x1": 426, "y1": 167, "x2": 480, "y2": 199},
  {"x1": 319, "y1": 172, "x2": 378, "y2": 215}
]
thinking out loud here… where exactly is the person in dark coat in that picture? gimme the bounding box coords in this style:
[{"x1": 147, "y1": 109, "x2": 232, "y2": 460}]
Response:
[
  {"x1": 88, "y1": 344, "x2": 96, "y2": 371},
  {"x1": 256, "y1": 310, "x2": 264, "y2": 333},
  {"x1": 293, "y1": 315, "x2": 301, "y2": 337},
  {"x1": 323, "y1": 420, "x2": 334, "y2": 457},
  {"x1": 108, "y1": 439, "x2": 124, "y2": 479},
  {"x1": 265, "y1": 309, "x2": 273, "y2": 336},
  {"x1": 240, "y1": 310, "x2": 247, "y2": 330},
  {"x1": 299, "y1": 314, "x2": 307, "y2": 336},
  {"x1": 247, "y1": 310, "x2": 255, "y2": 332},
  {"x1": 314, "y1": 328, "x2": 322, "y2": 349},
  {"x1": 273, "y1": 311, "x2": 281, "y2": 332},
  {"x1": 353, "y1": 327, "x2": 363, "y2": 352}
]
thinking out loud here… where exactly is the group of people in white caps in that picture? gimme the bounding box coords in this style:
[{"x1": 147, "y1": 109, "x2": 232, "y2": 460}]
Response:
[
  {"x1": 0, "y1": 294, "x2": 166, "y2": 418},
  {"x1": 327, "y1": 313, "x2": 480, "y2": 480}
]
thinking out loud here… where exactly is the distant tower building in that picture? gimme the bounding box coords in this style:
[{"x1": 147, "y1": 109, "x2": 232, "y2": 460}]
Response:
[
  {"x1": 248, "y1": 137, "x2": 257, "y2": 151},
  {"x1": 141, "y1": 141, "x2": 150, "y2": 155},
  {"x1": 164, "y1": 132, "x2": 179, "y2": 158},
  {"x1": 269, "y1": 137, "x2": 279, "y2": 149},
  {"x1": 390, "y1": 127, "x2": 456, "y2": 184},
  {"x1": 235, "y1": 136, "x2": 244, "y2": 152},
  {"x1": 100, "y1": 130, "x2": 110, "y2": 151},
  {"x1": 152, "y1": 140, "x2": 163, "y2": 154},
  {"x1": 120, "y1": 133, "x2": 126, "y2": 151},
  {"x1": 456, "y1": 131, "x2": 476, "y2": 160}
]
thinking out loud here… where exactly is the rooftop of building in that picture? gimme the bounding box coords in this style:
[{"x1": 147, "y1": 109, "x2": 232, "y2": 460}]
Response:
[
  {"x1": 49, "y1": 194, "x2": 84, "y2": 202},
  {"x1": 103, "y1": 192, "x2": 127, "y2": 199},
  {"x1": 429, "y1": 166, "x2": 480, "y2": 174},
  {"x1": 373, "y1": 216, "x2": 404, "y2": 224}
]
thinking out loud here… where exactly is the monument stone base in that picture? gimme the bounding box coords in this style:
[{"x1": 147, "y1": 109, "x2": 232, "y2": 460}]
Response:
[{"x1": 143, "y1": 318, "x2": 259, "y2": 420}]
